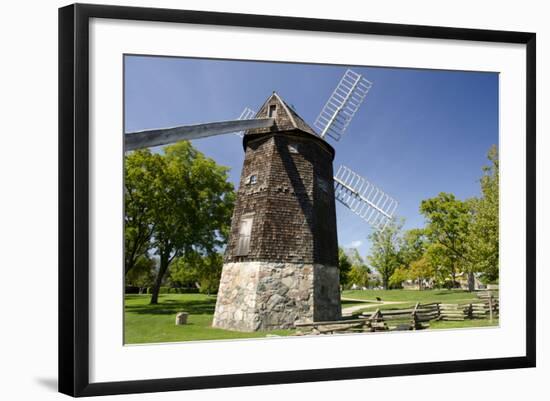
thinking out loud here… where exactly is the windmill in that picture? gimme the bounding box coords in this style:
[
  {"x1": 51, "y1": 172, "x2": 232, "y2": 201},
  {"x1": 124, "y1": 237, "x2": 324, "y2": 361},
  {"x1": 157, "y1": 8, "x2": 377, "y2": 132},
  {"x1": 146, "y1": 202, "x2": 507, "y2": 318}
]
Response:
[{"x1": 125, "y1": 68, "x2": 398, "y2": 331}]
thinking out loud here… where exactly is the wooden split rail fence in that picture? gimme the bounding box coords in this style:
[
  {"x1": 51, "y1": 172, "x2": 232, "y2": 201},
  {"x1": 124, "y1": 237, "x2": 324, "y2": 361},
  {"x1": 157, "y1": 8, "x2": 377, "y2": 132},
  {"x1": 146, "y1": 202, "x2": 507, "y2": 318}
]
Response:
[{"x1": 294, "y1": 292, "x2": 499, "y2": 335}]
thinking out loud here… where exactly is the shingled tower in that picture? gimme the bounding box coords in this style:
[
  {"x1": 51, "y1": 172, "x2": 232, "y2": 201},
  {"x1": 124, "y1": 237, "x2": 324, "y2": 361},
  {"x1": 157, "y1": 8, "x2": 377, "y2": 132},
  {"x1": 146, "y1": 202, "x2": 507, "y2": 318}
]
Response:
[{"x1": 212, "y1": 93, "x2": 341, "y2": 332}]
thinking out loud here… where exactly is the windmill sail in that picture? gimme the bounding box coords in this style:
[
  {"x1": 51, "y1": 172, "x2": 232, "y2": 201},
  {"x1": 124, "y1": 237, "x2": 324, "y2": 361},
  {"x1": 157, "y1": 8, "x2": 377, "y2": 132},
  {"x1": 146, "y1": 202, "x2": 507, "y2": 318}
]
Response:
[
  {"x1": 234, "y1": 107, "x2": 257, "y2": 138},
  {"x1": 124, "y1": 116, "x2": 273, "y2": 151},
  {"x1": 333, "y1": 165, "x2": 398, "y2": 230},
  {"x1": 314, "y1": 69, "x2": 373, "y2": 141}
]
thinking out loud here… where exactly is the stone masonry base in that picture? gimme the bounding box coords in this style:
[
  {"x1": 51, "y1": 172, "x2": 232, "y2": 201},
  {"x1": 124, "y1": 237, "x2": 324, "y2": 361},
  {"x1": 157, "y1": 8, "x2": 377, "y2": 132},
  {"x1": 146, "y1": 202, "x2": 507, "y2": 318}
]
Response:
[{"x1": 212, "y1": 261, "x2": 341, "y2": 332}]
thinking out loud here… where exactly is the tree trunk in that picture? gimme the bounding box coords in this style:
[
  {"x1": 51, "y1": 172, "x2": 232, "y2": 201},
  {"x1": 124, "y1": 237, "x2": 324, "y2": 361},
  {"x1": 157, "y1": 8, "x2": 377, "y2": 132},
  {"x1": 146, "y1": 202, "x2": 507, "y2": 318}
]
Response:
[
  {"x1": 150, "y1": 254, "x2": 169, "y2": 305},
  {"x1": 467, "y1": 271, "x2": 475, "y2": 292},
  {"x1": 451, "y1": 260, "x2": 457, "y2": 289}
]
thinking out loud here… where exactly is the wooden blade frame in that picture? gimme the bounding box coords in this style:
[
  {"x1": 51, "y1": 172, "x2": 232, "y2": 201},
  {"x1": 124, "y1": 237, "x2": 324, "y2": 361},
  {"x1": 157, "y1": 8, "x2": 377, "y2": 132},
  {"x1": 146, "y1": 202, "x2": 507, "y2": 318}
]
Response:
[
  {"x1": 314, "y1": 69, "x2": 373, "y2": 142},
  {"x1": 333, "y1": 165, "x2": 398, "y2": 230},
  {"x1": 234, "y1": 107, "x2": 257, "y2": 138}
]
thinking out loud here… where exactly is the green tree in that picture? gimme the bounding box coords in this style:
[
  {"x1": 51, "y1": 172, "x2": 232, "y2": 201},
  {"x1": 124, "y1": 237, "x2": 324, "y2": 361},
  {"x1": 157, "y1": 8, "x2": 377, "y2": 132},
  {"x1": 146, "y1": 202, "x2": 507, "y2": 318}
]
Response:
[
  {"x1": 367, "y1": 219, "x2": 404, "y2": 289},
  {"x1": 400, "y1": 228, "x2": 429, "y2": 267},
  {"x1": 345, "y1": 248, "x2": 370, "y2": 288},
  {"x1": 338, "y1": 247, "x2": 353, "y2": 287},
  {"x1": 125, "y1": 255, "x2": 156, "y2": 293},
  {"x1": 408, "y1": 256, "x2": 434, "y2": 290},
  {"x1": 170, "y1": 251, "x2": 224, "y2": 295},
  {"x1": 125, "y1": 141, "x2": 235, "y2": 304},
  {"x1": 425, "y1": 243, "x2": 455, "y2": 288},
  {"x1": 148, "y1": 142, "x2": 235, "y2": 304},
  {"x1": 389, "y1": 266, "x2": 409, "y2": 288},
  {"x1": 420, "y1": 193, "x2": 472, "y2": 290},
  {"x1": 124, "y1": 150, "x2": 163, "y2": 275},
  {"x1": 467, "y1": 145, "x2": 499, "y2": 282}
]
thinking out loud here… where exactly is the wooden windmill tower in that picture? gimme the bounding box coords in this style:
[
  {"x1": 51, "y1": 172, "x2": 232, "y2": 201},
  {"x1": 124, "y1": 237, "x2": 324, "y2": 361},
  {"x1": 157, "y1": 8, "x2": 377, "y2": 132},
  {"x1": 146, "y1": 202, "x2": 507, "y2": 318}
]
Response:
[{"x1": 125, "y1": 69, "x2": 398, "y2": 332}]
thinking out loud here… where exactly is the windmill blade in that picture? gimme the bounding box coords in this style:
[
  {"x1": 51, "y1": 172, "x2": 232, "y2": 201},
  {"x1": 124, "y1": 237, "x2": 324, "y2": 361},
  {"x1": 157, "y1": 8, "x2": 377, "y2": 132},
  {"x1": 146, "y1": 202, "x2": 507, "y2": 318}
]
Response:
[
  {"x1": 333, "y1": 165, "x2": 398, "y2": 230},
  {"x1": 314, "y1": 69, "x2": 373, "y2": 141},
  {"x1": 234, "y1": 107, "x2": 257, "y2": 138},
  {"x1": 124, "y1": 117, "x2": 274, "y2": 151}
]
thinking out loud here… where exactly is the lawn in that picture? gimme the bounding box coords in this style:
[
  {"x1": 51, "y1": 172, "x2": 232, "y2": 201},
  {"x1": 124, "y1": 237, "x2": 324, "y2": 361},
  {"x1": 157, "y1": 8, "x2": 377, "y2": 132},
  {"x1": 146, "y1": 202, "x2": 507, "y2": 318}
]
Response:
[
  {"x1": 342, "y1": 289, "x2": 483, "y2": 304},
  {"x1": 124, "y1": 294, "x2": 293, "y2": 344},
  {"x1": 125, "y1": 290, "x2": 498, "y2": 344},
  {"x1": 429, "y1": 318, "x2": 499, "y2": 330}
]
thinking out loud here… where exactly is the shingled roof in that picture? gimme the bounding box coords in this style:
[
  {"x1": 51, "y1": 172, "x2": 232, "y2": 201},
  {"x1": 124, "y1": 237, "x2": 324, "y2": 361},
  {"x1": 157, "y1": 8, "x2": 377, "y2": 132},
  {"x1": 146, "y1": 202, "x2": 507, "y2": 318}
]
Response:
[{"x1": 245, "y1": 92, "x2": 318, "y2": 137}]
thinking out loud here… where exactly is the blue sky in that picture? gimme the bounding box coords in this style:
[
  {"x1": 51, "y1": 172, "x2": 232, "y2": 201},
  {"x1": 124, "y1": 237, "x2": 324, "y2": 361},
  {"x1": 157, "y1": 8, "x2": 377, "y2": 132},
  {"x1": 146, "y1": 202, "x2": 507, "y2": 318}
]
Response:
[{"x1": 124, "y1": 55, "x2": 498, "y2": 259}]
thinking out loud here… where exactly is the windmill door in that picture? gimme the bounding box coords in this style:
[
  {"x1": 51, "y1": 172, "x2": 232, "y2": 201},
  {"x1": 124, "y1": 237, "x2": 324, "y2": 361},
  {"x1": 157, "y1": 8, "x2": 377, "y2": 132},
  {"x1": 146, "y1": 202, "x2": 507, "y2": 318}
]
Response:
[{"x1": 236, "y1": 214, "x2": 254, "y2": 256}]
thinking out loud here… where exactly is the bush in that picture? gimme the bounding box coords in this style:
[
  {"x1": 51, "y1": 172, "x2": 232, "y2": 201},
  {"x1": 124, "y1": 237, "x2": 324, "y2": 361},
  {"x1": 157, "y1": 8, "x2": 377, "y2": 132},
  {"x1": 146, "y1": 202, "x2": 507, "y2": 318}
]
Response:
[{"x1": 125, "y1": 286, "x2": 140, "y2": 294}]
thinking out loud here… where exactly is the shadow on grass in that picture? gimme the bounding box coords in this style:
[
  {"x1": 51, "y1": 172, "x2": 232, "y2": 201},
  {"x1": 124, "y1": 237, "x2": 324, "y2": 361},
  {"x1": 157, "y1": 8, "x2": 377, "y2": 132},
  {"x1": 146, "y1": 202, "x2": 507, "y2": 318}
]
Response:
[
  {"x1": 341, "y1": 299, "x2": 371, "y2": 306},
  {"x1": 431, "y1": 290, "x2": 472, "y2": 297},
  {"x1": 126, "y1": 299, "x2": 217, "y2": 316}
]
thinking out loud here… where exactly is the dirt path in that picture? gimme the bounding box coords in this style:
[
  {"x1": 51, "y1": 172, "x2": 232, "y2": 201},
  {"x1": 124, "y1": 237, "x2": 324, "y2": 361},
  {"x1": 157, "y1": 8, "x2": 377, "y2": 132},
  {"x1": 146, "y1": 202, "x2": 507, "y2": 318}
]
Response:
[{"x1": 341, "y1": 298, "x2": 406, "y2": 317}]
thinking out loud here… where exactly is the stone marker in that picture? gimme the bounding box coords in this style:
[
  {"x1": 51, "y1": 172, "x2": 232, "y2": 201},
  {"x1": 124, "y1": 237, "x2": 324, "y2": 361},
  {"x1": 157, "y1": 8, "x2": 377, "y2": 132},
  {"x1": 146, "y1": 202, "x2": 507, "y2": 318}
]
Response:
[{"x1": 175, "y1": 312, "x2": 189, "y2": 325}]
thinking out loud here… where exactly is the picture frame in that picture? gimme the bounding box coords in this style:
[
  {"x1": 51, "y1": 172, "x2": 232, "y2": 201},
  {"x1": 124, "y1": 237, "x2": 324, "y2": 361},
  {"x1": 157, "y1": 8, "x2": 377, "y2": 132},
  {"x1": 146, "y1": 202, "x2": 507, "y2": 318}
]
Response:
[{"x1": 58, "y1": 3, "x2": 536, "y2": 397}]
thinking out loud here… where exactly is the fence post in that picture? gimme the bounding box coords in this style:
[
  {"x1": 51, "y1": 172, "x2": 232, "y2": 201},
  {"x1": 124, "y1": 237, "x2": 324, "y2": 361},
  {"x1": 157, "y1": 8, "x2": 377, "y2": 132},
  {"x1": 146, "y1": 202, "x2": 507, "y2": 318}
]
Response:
[
  {"x1": 488, "y1": 293, "x2": 493, "y2": 323},
  {"x1": 370, "y1": 308, "x2": 380, "y2": 332},
  {"x1": 412, "y1": 302, "x2": 420, "y2": 330}
]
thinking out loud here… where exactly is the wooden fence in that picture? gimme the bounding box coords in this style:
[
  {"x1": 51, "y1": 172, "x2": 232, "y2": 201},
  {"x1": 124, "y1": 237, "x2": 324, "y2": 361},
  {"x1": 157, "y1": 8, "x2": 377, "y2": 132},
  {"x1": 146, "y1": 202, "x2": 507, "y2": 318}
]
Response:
[{"x1": 294, "y1": 292, "x2": 499, "y2": 335}]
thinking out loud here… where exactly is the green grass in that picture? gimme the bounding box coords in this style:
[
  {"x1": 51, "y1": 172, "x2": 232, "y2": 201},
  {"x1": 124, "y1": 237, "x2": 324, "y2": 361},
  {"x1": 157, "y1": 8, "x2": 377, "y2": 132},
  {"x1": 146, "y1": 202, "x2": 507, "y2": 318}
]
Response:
[
  {"x1": 125, "y1": 290, "x2": 498, "y2": 344},
  {"x1": 124, "y1": 294, "x2": 293, "y2": 344},
  {"x1": 342, "y1": 289, "x2": 481, "y2": 304},
  {"x1": 342, "y1": 289, "x2": 499, "y2": 330},
  {"x1": 429, "y1": 318, "x2": 499, "y2": 330}
]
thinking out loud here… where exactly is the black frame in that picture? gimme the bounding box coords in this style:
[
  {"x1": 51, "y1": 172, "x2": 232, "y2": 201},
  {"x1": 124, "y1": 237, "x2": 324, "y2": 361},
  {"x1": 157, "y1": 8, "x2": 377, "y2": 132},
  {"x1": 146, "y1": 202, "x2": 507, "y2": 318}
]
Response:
[{"x1": 59, "y1": 3, "x2": 536, "y2": 397}]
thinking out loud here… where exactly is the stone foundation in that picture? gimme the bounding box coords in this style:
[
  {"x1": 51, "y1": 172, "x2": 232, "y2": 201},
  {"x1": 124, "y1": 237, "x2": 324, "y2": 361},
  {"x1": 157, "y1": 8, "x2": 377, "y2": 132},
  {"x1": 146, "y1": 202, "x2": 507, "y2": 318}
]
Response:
[{"x1": 212, "y1": 262, "x2": 341, "y2": 332}]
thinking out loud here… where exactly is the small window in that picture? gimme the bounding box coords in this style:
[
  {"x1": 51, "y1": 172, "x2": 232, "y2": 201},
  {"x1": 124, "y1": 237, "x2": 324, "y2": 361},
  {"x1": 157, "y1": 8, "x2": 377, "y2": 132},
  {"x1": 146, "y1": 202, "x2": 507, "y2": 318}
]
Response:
[
  {"x1": 318, "y1": 177, "x2": 330, "y2": 193},
  {"x1": 236, "y1": 215, "x2": 254, "y2": 256},
  {"x1": 288, "y1": 144, "x2": 299, "y2": 154},
  {"x1": 246, "y1": 174, "x2": 257, "y2": 185},
  {"x1": 268, "y1": 104, "x2": 277, "y2": 118}
]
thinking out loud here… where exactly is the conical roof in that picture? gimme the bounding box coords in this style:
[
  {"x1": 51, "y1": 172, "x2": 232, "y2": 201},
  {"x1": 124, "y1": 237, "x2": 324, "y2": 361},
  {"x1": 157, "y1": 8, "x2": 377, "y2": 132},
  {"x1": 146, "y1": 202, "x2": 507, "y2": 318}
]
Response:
[
  {"x1": 250, "y1": 92, "x2": 317, "y2": 135},
  {"x1": 243, "y1": 92, "x2": 334, "y2": 157}
]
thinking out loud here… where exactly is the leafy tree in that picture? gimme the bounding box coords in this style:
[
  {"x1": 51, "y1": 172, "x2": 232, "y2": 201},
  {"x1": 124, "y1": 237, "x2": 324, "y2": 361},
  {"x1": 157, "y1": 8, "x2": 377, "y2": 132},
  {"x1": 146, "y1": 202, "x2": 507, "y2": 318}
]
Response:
[
  {"x1": 170, "y1": 251, "x2": 224, "y2": 295},
  {"x1": 124, "y1": 141, "x2": 235, "y2": 304},
  {"x1": 400, "y1": 228, "x2": 428, "y2": 267},
  {"x1": 147, "y1": 141, "x2": 235, "y2": 304},
  {"x1": 420, "y1": 193, "x2": 472, "y2": 289},
  {"x1": 389, "y1": 266, "x2": 409, "y2": 288},
  {"x1": 338, "y1": 248, "x2": 352, "y2": 287},
  {"x1": 125, "y1": 255, "x2": 156, "y2": 293},
  {"x1": 408, "y1": 256, "x2": 434, "y2": 290},
  {"x1": 124, "y1": 150, "x2": 163, "y2": 275},
  {"x1": 367, "y1": 219, "x2": 404, "y2": 289},
  {"x1": 345, "y1": 248, "x2": 370, "y2": 288},
  {"x1": 425, "y1": 243, "x2": 455, "y2": 288},
  {"x1": 467, "y1": 145, "x2": 499, "y2": 282},
  {"x1": 348, "y1": 265, "x2": 370, "y2": 288}
]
